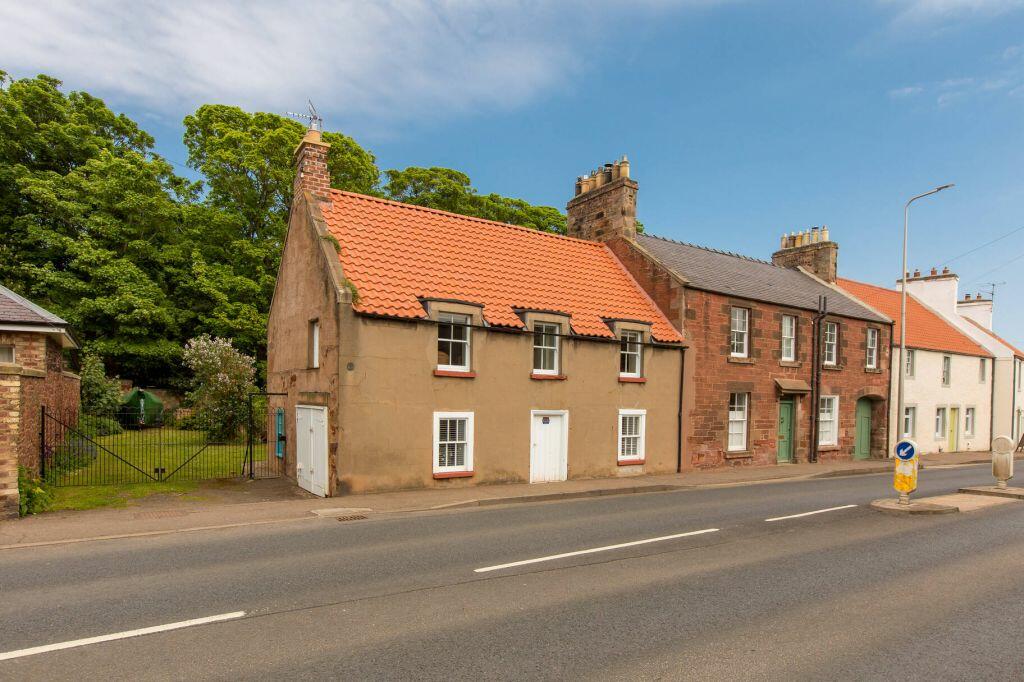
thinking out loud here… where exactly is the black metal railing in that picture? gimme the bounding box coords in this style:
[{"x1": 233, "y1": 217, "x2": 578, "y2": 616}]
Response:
[{"x1": 40, "y1": 394, "x2": 285, "y2": 486}]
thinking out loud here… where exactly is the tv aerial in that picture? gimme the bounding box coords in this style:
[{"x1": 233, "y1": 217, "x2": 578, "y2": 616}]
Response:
[{"x1": 287, "y1": 100, "x2": 323, "y2": 132}]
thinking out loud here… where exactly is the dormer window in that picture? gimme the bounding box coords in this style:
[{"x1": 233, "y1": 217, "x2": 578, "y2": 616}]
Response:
[
  {"x1": 533, "y1": 322, "x2": 560, "y2": 375},
  {"x1": 437, "y1": 312, "x2": 471, "y2": 371},
  {"x1": 619, "y1": 330, "x2": 643, "y2": 378}
]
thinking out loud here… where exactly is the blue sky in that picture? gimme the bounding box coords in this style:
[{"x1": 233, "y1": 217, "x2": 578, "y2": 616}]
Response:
[{"x1": 3, "y1": 0, "x2": 1023, "y2": 340}]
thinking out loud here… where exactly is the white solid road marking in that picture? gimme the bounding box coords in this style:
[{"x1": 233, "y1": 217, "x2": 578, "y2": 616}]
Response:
[
  {"x1": 474, "y1": 528, "x2": 720, "y2": 573},
  {"x1": 0, "y1": 611, "x2": 246, "y2": 662},
  {"x1": 765, "y1": 504, "x2": 858, "y2": 522}
]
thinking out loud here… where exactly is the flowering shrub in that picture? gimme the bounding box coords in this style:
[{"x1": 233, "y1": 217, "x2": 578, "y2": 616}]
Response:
[{"x1": 182, "y1": 335, "x2": 256, "y2": 441}]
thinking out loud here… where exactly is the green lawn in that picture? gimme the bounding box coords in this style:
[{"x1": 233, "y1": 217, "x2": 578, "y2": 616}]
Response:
[
  {"x1": 50, "y1": 481, "x2": 200, "y2": 511},
  {"x1": 49, "y1": 426, "x2": 263, "y2": 486}
]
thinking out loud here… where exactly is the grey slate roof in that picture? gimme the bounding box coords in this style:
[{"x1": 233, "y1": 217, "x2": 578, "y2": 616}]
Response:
[
  {"x1": 636, "y1": 234, "x2": 890, "y2": 323},
  {"x1": 0, "y1": 284, "x2": 69, "y2": 326}
]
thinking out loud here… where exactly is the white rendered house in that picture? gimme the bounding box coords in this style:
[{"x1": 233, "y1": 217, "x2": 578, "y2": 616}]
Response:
[
  {"x1": 900, "y1": 268, "x2": 1024, "y2": 444},
  {"x1": 839, "y1": 278, "x2": 993, "y2": 455}
]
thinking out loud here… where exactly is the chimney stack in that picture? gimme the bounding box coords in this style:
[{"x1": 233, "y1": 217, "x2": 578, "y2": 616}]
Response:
[
  {"x1": 771, "y1": 225, "x2": 839, "y2": 283},
  {"x1": 566, "y1": 155, "x2": 638, "y2": 242},
  {"x1": 293, "y1": 128, "x2": 332, "y2": 200}
]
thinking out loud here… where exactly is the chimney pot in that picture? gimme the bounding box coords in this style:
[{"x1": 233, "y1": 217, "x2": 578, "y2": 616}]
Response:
[
  {"x1": 942, "y1": 266, "x2": 950, "y2": 274},
  {"x1": 964, "y1": 293, "x2": 972, "y2": 300},
  {"x1": 930, "y1": 267, "x2": 938, "y2": 276},
  {"x1": 821, "y1": 225, "x2": 830, "y2": 242},
  {"x1": 913, "y1": 269, "x2": 921, "y2": 278}
]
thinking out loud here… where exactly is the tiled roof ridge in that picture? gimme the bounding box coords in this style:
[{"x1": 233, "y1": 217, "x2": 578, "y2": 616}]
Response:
[
  {"x1": 0, "y1": 283, "x2": 67, "y2": 325},
  {"x1": 641, "y1": 233, "x2": 774, "y2": 266},
  {"x1": 600, "y1": 242, "x2": 687, "y2": 342},
  {"x1": 836, "y1": 277, "x2": 895, "y2": 294},
  {"x1": 964, "y1": 317, "x2": 1024, "y2": 358},
  {"x1": 328, "y1": 189, "x2": 596, "y2": 248}
]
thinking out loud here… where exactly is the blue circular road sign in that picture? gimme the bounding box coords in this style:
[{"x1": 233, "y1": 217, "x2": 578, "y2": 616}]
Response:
[{"x1": 895, "y1": 439, "x2": 917, "y2": 461}]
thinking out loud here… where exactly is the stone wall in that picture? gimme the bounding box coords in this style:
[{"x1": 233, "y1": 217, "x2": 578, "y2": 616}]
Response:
[
  {"x1": 771, "y1": 241, "x2": 839, "y2": 283},
  {"x1": 683, "y1": 289, "x2": 890, "y2": 468}
]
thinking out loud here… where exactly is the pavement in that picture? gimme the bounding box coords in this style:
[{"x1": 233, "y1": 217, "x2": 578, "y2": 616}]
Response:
[
  {"x1": 0, "y1": 450, "x2": 1010, "y2": 549},
  {"x1": 1, "y1": 463, "x2": 1023, "y2": 679}
]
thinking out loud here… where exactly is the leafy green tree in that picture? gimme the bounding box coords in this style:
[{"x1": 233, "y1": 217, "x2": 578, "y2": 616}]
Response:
[
  {"x1": 383, "y1": 166, "x2": 566, "y2": 233},
  {"x1": 79, "y1": 350, "x2": 123, "y2": 414}
]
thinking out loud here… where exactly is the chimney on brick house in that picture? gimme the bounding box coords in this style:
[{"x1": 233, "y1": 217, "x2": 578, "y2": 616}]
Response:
[
  {"x1": 771, "y1": 226, "x2": 839, "y2": 283},
  {"x1": 566, "y1": 156, "x2": 638, "y2": 241},
  {"x1": 957, "y1": 291, "x2": 994, "y2": 330},
  {"x1": 293, "y1": 128, "x2": 331, "y2": 199}
]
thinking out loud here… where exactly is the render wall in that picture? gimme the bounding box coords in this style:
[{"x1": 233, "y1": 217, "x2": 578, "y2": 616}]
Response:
[
  {"x1": 683, "y1": 289, "x2": 891, "y2": 468},
  {"x1": 265, "y1": 192, "x2": 345, "y2": 488},
  {"x1": 889, "y1": 349, "x2": 992, "y2": 454},
  {"x1": 332, "y1": 314, "x2": 684, "y2": 493}
]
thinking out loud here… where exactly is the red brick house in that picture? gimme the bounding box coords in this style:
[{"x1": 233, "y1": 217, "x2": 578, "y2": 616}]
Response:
[
  {"x1": 567, "y1": 160, "x2": 893, "y2": 468},
  {"x1": 0, "y1": 285, "x2": 79, "y2": 517}
]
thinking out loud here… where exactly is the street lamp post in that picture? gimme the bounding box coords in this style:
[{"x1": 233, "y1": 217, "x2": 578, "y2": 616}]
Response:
[{"x1": 897, "y1": 184, "x2": 954, "y2": 457}]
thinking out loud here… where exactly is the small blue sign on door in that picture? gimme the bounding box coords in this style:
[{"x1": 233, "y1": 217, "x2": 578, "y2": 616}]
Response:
[{"x1": 275, "y1": 407, "x2": 286, "y2": 458}]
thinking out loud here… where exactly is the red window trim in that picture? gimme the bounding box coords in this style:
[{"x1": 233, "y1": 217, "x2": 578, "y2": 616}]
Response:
[
  {"x1": 618, "y1": 376, "x2": 647, "y2": 384},
  {"x1": 617, "y1": 458, "x2": 645, "y2": 466},
  {"x1": 530, "y1": 373, "x2": 567, "y2": 381},
  {"x1": 433, "y1": 369, "x2": 477, "y2": 378},
  {"x1": 433, "y1": 470, "x2": 474, "y2": 479}
]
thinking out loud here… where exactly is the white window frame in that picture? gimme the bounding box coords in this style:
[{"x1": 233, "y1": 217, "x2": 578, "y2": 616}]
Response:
[
  {"x1": 865, "y1": 328, "x2": 878, "y2": 369},
  {"x1": 308, "y1": 320, "x2": 320, "y2": 369},
  {"x1": 902, "y1": 406, "x2": 916, "y2": 438},
  {"x1": 728, "y1": 393, "x2": 749, "y2": 452},
  {"x1": 822, "y1": 322, "x2": 838, "y2": 367},
  {"x1": 818, "y1": 395, "x2": 839, "y2": 446},
  {"x1": 979, "y1": 358, "x2": 986, "y2": 384},
  {"x1": 964, "y1": 407, "x2": 975, "y2": 436},
  {"x1": 730, "y1": 307, "x2": 749, "y2": 358},
  {"x1": 905, "y1": 349, "x2": 915, "y2": 378},
  {"x1": 437, "y1": 312, "x2": 471, "y2": 372},
  {"x1": 0, "y1": 345, "x2": 14, "y2": 364},
  {"x1": 781, "y1": 314, "x2": 796, "y2": 362},
  {"x1": 941, "y1": 355, "x2": 951, "y2": 387},
  {"x1": 619, "y1": 330, "x2": 643, "y2": 378},
  {"x1": 532, "y1": 322, "x2": 560, "y2": 375},
  {"x1": 433, "y1": 411, "x2": 473, "y2": 474},
  {"x1": 617, "y1": 409, "x2": 646, "y2": 462},
  {"x1": 935, "y1": 407, "x2": 947, "y2": 439}
]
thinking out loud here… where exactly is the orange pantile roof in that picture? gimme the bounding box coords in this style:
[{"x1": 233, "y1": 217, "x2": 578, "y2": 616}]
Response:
[
  {"x1": 320, "y1": 191, "x2": 684, "y2": 343},
  {"x1": 837, "y1": 278, "x2": 990, "y2": 358},
  {"x1": 964, "y1": 318, "x2": 1024, "y2": 359}
]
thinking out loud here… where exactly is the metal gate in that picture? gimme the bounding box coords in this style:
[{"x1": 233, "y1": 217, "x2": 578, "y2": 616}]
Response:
[{"x1": 40, "y1": 393, "x2": 286, "y2": 486}]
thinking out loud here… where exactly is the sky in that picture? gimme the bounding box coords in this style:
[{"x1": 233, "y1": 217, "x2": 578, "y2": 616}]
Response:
[{"x1": 2, "y1": 0, "x2": 1023, "y2": 341}]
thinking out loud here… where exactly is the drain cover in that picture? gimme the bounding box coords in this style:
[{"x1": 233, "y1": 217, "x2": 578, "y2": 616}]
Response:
[{"x1": 336, "y1": 514, "x2": 368, "y2": 522}]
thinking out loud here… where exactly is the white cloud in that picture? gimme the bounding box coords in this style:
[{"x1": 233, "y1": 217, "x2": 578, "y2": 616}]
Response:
[
  {"x1": 889, "y1": 85, "x2": 924, "y2": 97},
  {"x1": 884, "y1": 0, "x2": 1024, "y2": 26},
  {"x1": 0, "y1": 0, "x2": 724, "y2": 129}
]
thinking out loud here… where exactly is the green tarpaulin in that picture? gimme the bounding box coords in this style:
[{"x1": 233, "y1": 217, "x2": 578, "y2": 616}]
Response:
[{"x1": 119, "y1": 387, "x2": 164, "y2": 428}]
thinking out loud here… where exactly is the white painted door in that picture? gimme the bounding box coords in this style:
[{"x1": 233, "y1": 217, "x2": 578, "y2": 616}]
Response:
[
  {"x1": 296, "y1": 405, "x2": 328, "y2": 497},
  {"x1": 530, "y1": 412, "x2": 567, "y2": 483}
]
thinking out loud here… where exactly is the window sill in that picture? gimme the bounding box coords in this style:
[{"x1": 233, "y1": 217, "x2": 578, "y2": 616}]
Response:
[
  {"x1": 725, "y1": 451, "x2": 753, "y2": 459},
  {"x1": 617, "y1": 458, "x2": 645, "y2": 466},
  {"x1": 531, "y1": 373, "x2": 567, "y2": 381},
  {"x1": 434, "y1": 369, "x2": 476, "y2": 379},
  {"x1": 727, "y1": 356, "x2": 754, "y2": 365},
  {"x1": 779, "y1": 360, "x2": 801, "y2": 368},
  {"x1": 821, "y1": 364, "x2": 843, "y2": 371},
  {"x1": 817, "y1": 445, "x2": 839, "y2": 452},
  {"x1": 618, "y1": 376, "x2": 647, "y2": 383},
  {"x1": 433, "y1": 470, "x2": 474, "y2": 479},
  {"x1": 864, "y1": 367, "x2": 883, "y2": 374}
]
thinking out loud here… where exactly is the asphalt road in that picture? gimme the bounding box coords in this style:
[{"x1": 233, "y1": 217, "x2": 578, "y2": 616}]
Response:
[{"x1": 2, "y1": 464, "x2": 1023, "y2": 680}]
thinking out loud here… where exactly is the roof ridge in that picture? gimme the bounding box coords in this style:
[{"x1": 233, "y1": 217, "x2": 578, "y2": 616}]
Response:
[
  {"x1": 0, "y1": 283, "x2": 67, "y2": 325},
  {"x1": 328, "y1": 189, "x2": 598, "y2": 248},
  {"x1": 640, "y1": 232, "x2": 773, "y2": 265}
]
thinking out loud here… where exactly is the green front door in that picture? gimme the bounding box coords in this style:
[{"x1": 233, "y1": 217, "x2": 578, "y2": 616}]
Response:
[
  {"x1": 777, "y1": 399, "x2": 794, "y2": 463},
  {"x1": 854, "y1": 398, "x2": 872, "y2": 460}
]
